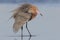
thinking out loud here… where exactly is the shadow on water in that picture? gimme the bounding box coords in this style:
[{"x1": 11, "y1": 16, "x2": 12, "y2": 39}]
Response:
[
  {"x1": 8, "y1": 35, "x2": 36, "y2": 40},
  {"x1": 7, "y1": 34, "x2": 36, "y2": 40}
]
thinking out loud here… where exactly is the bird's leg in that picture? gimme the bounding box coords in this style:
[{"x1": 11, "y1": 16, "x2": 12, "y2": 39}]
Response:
[
  {"x1": 26, "y1": 22, "x2": 32, "y2": 40},
  {"x1": 21, "y1": 26, "x2": 23, "y2": 40}
]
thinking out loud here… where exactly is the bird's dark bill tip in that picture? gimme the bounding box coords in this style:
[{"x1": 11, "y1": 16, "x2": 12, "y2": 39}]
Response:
[{"x1": 40, "y1": 13, "x2": 43, "y2": 16}]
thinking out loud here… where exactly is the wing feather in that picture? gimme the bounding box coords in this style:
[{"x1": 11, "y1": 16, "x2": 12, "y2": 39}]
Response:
[{"x1": 13, "y1": 12, "x2": 31, "y2": 33}]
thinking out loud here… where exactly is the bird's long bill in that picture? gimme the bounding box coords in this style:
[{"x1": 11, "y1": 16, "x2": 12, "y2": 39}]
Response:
[
  {"x1": 40, "y1": 13, "x2": 43, "y2": 16},
  {"x1": 36, "y1": 10, "x2": 43, "y2": 16}
]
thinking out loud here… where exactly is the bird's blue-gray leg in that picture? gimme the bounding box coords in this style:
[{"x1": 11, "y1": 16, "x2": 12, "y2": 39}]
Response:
[
  {"x1": 26, "y1": 22, "x2": 32, "y2": 40},
  {"x1": 21, "y1": 26, "x2": 23, "y2": 40}
]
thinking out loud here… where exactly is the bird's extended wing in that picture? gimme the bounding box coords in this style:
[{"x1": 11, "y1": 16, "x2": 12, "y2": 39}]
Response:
[{"x1": 13, "y1": 12, "x2": 31, "y2": 33}]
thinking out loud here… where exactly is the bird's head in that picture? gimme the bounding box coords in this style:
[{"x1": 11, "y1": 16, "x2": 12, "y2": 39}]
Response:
[
  {"x1": 12, "y1": 3, "x2": 43, "y2": 16},
  {"x1": 27, "y1": 4, "x2": 43, "y2": 16},
  {"x1": 20, "y1": 4, "x2": 42, "y2": 15}
]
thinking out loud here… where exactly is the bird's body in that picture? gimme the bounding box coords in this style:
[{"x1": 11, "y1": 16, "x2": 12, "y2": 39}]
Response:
[
  {"x1": 13, "y1": 12, "x2": 31, "y2": 32},
  {"x1": 12, "y1": 3, "x2": 39, "y2": 33}
]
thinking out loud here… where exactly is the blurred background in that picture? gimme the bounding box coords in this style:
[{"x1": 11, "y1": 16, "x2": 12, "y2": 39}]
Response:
[
  {"x1": 0, "y1": 0, "x2": 60, "y2": 40},
  {"x1": 0, "y1": 0, "x2": 60, "y2": 3}
]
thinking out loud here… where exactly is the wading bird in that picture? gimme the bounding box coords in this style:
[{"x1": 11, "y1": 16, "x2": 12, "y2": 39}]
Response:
[{"x1": 11, "y1": 3, "x2": 43, "y2": 38}]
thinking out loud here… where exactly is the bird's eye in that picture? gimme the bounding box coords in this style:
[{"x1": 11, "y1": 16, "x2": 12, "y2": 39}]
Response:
[
  {"x1": 24, "y1": 8, "x2": 28, "y2": 13},
  {"x1": 25, "y1": 11, "x2": 28, "y2": 13}
]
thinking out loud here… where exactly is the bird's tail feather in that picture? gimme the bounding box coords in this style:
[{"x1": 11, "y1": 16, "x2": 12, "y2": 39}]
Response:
[
  {"x1": 13, "y1": 22, "x2": 23, "y2": 33},
  {"x1": 13, "y1": 20, "x2": 27, "y2": 33}
]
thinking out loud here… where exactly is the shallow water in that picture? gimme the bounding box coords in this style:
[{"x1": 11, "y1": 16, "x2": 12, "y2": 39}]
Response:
[{"x1": 0, "y1": 3, "x2": 60, "y2": 40}]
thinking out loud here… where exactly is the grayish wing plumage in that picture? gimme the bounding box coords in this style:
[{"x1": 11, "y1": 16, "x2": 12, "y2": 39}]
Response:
[{"x1": 13, "y1": 12, "x2": 31, "y2": 33}]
